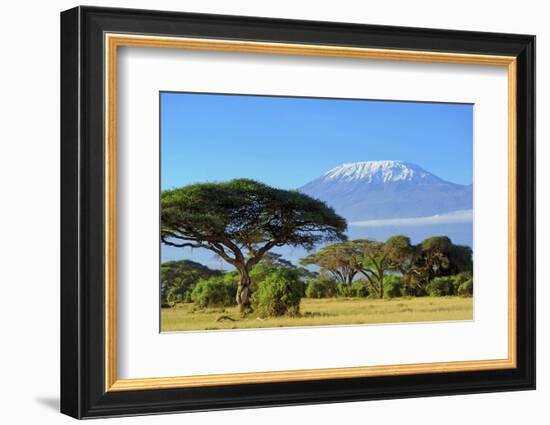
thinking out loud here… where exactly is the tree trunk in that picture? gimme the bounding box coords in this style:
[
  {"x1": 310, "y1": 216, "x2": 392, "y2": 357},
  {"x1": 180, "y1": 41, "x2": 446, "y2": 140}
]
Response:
[
  {"x1": 379, "y1": 271, "x2": 384, "y2": 298},
  {"x1": 404, "y1": 273, "x2": 414, "y2": 296},
  {"x1": 236, "y1": 267, "x2": 252, "y2": 315}
]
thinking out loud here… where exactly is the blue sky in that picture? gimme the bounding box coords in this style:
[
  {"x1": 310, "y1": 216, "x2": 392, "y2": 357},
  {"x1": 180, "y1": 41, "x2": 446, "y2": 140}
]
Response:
[{"x1": 161, "y1": 92, "x2": 473, "y2": 190}]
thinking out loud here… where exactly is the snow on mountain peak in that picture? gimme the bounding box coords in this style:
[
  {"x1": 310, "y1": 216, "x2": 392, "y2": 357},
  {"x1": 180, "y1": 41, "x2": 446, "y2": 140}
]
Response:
[{"x1": 323, "y1": 160, "x2": 433, "y2": 183}]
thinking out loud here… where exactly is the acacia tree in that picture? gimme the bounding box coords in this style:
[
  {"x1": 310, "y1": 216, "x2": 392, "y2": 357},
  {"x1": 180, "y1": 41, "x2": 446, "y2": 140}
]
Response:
[
  {"x1": 300, "y1": 241, "x2": 362, "y2": 286},
  {"x1": 384, "y1": 235, "x2": 420, "y2": 296},
  {"x1": 416, "y1": 236, "x2": 473, "y2": 290},
  {"x1": 354, "y1": 240, "x2": 393, "y2": 298},
  {"x1": 301, "y1": 238, "x2": 415, "y2": 298},
  {"x1": 357, "y1": 236, "x2": 472, "y2": 297},
  {"x1": 161, "y1": 179, "x2": 347, "y2": 314}
]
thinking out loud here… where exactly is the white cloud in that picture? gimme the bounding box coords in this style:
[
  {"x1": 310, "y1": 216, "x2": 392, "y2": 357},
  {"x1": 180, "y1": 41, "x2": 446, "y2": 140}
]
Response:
[{"x1": 349, "y1": 209, "x2": 473, "y2": 227}]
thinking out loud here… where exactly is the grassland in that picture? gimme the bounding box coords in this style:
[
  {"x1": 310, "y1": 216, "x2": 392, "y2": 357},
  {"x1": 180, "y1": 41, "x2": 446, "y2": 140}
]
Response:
[{"x1": 160, "y1": 296, "x2": 473, "y2": 332}]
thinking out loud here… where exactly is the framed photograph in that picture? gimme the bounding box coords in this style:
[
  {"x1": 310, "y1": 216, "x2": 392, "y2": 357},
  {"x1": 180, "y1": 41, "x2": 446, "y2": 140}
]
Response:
[{"x1": 60, "y1": 6, "x2": 535, "y2": 419}]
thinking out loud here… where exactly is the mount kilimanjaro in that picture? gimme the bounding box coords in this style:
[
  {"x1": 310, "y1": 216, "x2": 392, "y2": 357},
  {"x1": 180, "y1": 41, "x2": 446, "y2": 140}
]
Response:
[{"x1": 298, "y1": 160, "x2": 472, "y2": 222}]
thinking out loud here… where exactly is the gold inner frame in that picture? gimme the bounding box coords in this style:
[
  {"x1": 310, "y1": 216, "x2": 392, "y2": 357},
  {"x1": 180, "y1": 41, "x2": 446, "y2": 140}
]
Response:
[{"x1": 104, "y1": 33, "x2": 517, "y2": 392}]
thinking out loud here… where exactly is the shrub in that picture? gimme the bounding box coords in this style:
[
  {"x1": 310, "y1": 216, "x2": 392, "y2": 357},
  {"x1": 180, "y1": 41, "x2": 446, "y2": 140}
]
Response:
[
  {"x1": 160, "y1": 259, "x2": 222, "y2": 305},
  {"x1": 402, "y1": 277, "x2": 428, "y2": 297},
  {"x1": 457, "y1": 278, "x2": 474, "y2": 297},
  {"x1": 426, "y1": 276, "x2": 455, "y2": 296},
  {"x1": 253, "y1": 269, "x2": 302, "y2": 317},
  {"x1": 191, "y1": 276, "x2": 236, "y2": 308},
  {"x1": 250, "y1": 263, "x2": 275, "y2": 293},
  {"x1": 223, "y1": 270, "x2": 239, "y2": 286},
  {"x1": 166, "y1": 285, "x2": 194, "y2": 305},
  {"x1": 451, "y1": 272, "x2": 472, "y2": 293},
  {"x1": 336, "y1": 282, "x2": 352, "y2": 297},
  {"x1": 384, "y1": 275, "x2": 403, "y2": 298},
  {"x1": 336, "y1": 280, "x2": 370, "y2": 297},
  {"x1": 351, "y1": 280, "x2": 370, "y2": 297},
  {"x1": 183, "y1": 290, "x2": 193, "y2": 303},
  {"x1": 250, "y1": 263, "x2": 310, "y2": 296},
  {"x1": 306, "y1": 276, "x2": 338, "y2": 298}
]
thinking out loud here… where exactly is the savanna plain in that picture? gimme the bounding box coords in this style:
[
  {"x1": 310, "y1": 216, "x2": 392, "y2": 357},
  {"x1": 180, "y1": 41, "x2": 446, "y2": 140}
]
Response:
[{"x1": 161, "y1": 296, "x2": 472, "y2": 332}]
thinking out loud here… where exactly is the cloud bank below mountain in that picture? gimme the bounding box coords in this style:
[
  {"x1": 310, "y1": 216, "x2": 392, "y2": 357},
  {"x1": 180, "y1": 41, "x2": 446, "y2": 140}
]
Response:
[{"x1": 349, "y1": 209, "x2": 473, "y2": 227}]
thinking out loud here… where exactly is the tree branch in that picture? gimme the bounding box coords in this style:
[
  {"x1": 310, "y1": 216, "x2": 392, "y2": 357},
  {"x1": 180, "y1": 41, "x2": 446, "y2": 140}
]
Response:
[{"x1": 245, "y1": 240, "x2": 278, "y2": 269}]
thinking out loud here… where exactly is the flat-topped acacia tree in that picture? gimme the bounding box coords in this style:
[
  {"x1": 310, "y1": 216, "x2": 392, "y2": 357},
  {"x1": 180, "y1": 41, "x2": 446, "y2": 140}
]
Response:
[
  {"x1": 161, "y1": 179, "x2": 347, "y2": 314},
  {"x1": 300, "y1": 241, "x2": 363, "y2": 286}
]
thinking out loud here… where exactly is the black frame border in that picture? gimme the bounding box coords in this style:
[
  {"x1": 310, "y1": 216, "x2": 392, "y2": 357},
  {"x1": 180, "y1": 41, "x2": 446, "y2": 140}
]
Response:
[{"x1": 60, "y1": 6, "x2": 535, "y2": 419}]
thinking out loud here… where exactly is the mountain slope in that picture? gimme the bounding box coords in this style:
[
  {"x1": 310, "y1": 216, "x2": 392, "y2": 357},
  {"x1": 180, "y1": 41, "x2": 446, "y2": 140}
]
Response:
[{"x1": 298, "y1": 160, "x2": 472, "y2": 221}]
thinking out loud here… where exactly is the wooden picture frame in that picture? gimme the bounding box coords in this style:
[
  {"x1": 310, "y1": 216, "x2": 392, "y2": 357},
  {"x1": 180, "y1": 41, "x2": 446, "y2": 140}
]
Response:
[{"x1": 60, "y1": 6, "x2": 535, "y2": 419}]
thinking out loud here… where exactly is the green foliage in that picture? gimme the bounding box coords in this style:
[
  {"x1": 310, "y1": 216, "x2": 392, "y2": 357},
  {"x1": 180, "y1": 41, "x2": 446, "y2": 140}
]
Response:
[
  {"x1": 301, "y1": 238, "x2": 414, "y2": 299},
  {"x1": 350, "y1": 280, "x2": 371, "y2": 297},
  {"x1": 249, "y1": 263, "x2": 274, "y2": 293},
  {"x1": 354, "y1": 238, "x2": 412, "y2": 298},
  {"x1": 448, "y1": 245, "x2": 474, "y2": 275},
  {"x1": 161, "y1": 179, "x2": 347, "y2": 254},
  {"x1": 160, "y1": 260, "x2": 221, "y2": 306},
  {"x1": 301, "y1": 241, "x2": 361, "y2": 286},
  {"x1": 405, "y1": 282, "x2": 428, "y2": 297},
  {"x1": 385, "y1": 235, "x2": 416, "y2": 261},
  {"x1": 426, "y1": 276, "x2": 455, "y2": 297},
  {"x1": 191, "y1": 276, "x2": 237, "y2": 309},
  {"x1": 166, "y1": 286, "x2": 193, "y2": 304},
  {"x1": 383, "y1": 274, "x2": 403, "y2": 298},
  {"x1": 420, "y1": 235, "x2": 453, "y2": 252},
  {"x1": 457, "y1": 278, "x2": 474, "y2": 297},
  {"x1": 451, "y1": 272, "x2": 473, "y2": 291},
  {"x1": 336, "y1": 283, "x2": 352, "y2": 297},
  {"x1": 417, "y1": 236, "x2": 473, "y2": 283},
  {"x1": 252, "y1": 269, "x2": 302, "y2": 317},
  {"x1": 259, "y1": 252, "x2": 295, "y2": 269},
  {"x1": 223, "y1": 270, "x2": 239, "y2": 285},
  {"x1": 306, "y1": 276, "x2": 338, "y2": 298},
  {"x1": 337, "y1": 280, "x2": 371, "y2": 298},
  {"x1": 250, "y1": 255, "x2": 314, "y2": 296},
  {"x1": 385, "y1": 235, "x2": 419, "y2": 294}
]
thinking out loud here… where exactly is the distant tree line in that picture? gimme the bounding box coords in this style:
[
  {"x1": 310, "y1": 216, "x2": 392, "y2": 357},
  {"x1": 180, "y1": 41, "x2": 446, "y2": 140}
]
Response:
[
  {"x1": 161, "y1": 236, "x2": 473, "y2": 317},
  {"x1": 301, "y1": 235, "x2": 472, "y2": 299}
]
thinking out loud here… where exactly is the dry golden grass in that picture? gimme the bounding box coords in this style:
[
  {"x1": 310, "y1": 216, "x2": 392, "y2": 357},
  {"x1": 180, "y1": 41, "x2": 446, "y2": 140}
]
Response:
[{"x1": 160, "y1": 296, "x2": 473, "y2": 332}]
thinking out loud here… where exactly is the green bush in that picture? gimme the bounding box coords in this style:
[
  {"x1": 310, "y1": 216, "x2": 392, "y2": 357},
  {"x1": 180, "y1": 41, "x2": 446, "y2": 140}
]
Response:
[
  {"x1": 166, "y1": 286, "x2": 186, "y2": 305},
  {"x1": 336, "y1": 280, "x2": 370, "y2": 297},
  {"x1": 426, "y1": 276, "x2": 455, "y2": 296},
  {"x1": 351, "y1": 280, "x2": 370, "y2": 297},
  {"x1": 249, "y1": 263, "x2": 275, "y2": 293},
  {"x1": 250, "y1": 263, "x2": 310, "y2": 296},
  {"x1": 253, "y1": 269, "x2": 302, "y2": 317},
  {"x1": 191, "y1": 276, "x2": 236, "y2": 308},
  {"x1": 457, "y1": 278, "x2": 473, "y2": 297},
  {"x1": 383, "y1": 275, "x2": 403, "y2": 298},
  {"x1": 336, "y1": 283, "x2": 352, "y2": 297},
  {"x1": 166, "y1": 283, "x2": 196, "y2": 305},
  {"x1": 223, "y1": 270, "x2": 239, "y2": 286},
  {"x1": 306, "y1": 276, "x2": 338, "y2": 298},
  {"x1": 160, "y1": 259, "x2": 222, "y2": 305},
  {"x1": 451, "y1": 272, "x2": 472, "y2": 292}
]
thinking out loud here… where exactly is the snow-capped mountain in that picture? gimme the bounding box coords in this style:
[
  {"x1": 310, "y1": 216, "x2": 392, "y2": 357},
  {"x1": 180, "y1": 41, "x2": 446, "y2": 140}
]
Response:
[
  {"x1": 322, "y1": 160, "x2": 440, "y2": 184},
  {"x1": 299, "y1": 160, "x2": 472, "y2": 221}
]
